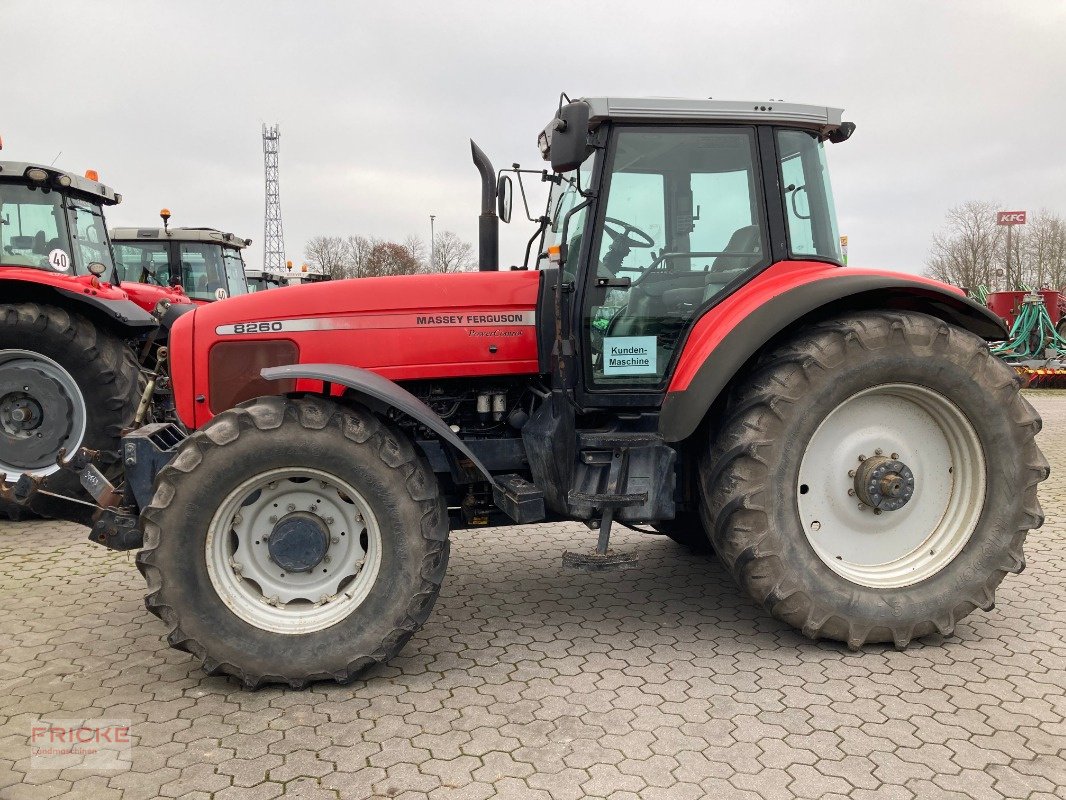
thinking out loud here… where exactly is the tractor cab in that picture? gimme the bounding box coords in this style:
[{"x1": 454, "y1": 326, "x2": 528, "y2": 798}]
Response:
[
  {"x1": 503, "y1": 98, "x2": 853, "y2": 402},
  {"x1": 244, "y1": 268, "x2": 283, "y2": 292},
  {"x1": 0, "y1": 162, "x2": 120, "y2": 281},
  {"x1": 111, "y1": 215, "x2": 252, "y2": 303}
]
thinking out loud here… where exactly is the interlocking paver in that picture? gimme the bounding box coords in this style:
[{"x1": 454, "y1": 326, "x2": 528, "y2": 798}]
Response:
[{"x1": 2, "y1": 392, "x2": 1065, "y2": 798}]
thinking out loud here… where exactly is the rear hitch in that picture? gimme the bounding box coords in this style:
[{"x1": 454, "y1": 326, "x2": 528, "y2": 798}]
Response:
[
  {"x1": 56, "y1": 447, "x2": 122, "y2": 508},
  {"x1": 88, "y1": 508, "x2": 143, "y2": 551}
]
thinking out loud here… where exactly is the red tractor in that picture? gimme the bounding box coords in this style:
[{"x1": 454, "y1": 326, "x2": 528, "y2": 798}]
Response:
[
  {"x1": 22, "y1": 98, "x2": 1048, "y2": 687},
  {"x1": 0, "y1": 161, "x2": 192, "y2": 522}
]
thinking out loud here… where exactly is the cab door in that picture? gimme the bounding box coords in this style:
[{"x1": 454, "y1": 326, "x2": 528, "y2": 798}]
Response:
[{"x1": 576, "y1": 125, "x2": 771, "y2": 406}]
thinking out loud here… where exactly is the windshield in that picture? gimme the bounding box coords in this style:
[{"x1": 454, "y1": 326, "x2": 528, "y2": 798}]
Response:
[
  {"x1": 221, "y1": 247, "x2": 249, "y2": 296},
  {"x1": 0, "y1": 183, "x2": 113, "y2": 277},
  {"x1": 537, "y1": 151, "x2": 598, "y2": 271},
  {"x1": 777, "y1": 129, "x2": 842, "y2": 262},
  {"x1": 114, "y1": 241, "x2": 172, "y2": 286}
]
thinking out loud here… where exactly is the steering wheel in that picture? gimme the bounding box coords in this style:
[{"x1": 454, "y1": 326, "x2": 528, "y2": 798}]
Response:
[{"x1": 603, "y1": 217, "x2": 655, "y2": 250}]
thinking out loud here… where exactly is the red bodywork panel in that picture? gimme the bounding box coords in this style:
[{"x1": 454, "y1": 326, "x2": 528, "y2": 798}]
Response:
[
  {"x1": 987, "y1": 289, "x2": 1064, "y2": 328},
  {"x1": 0, "y1": 266, "x2": 132, "y2": 302},
  {"x1": 171, "y1": 270, "x2": 542, "y2": 429},
  {"x1": 0, "y1": 266, "x2": 190, "y2": 311},
  {"x1": 120, "y1": 281, "x2": 192, "y2": 312},
  {"x1": 668, "y1": 260, "x2": 965, "y2": 392}
]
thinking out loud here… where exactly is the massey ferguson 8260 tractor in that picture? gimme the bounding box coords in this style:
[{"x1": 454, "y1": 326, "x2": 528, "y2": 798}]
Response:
[
  {"x1": 22, "y1": 98, "x2": 1048, "y2": 687},
  {"x1": 112, "y1": 212, "x2": 252, "y2": 303},
  {"x1": 0, "y1": 161, "x2": 190, "y2": 522}
]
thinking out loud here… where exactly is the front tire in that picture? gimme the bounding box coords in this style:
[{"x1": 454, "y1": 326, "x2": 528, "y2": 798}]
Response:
[
  {"x1": 136, "y1": 396, "x2": 448, "y2": 688},
  {"x1": 700, "y1": 311, "x2": 1048, "y2": 649}
]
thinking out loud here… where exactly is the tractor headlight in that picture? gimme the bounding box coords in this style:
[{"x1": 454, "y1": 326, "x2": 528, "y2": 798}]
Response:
[{"x1": 24, "y1": 167, "x2": 48, "y2": 183}]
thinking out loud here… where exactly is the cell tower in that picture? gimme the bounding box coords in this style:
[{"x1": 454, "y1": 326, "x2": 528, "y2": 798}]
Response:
[{"x1": 261, "y1": 124, "x2": 285, "y2": 272}]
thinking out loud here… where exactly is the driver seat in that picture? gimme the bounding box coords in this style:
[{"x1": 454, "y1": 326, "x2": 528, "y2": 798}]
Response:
[{"x1": 710, "y1": 225, "x2": 762, "y2": 271}]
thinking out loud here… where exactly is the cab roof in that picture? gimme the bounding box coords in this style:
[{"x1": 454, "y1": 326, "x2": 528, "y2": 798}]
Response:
[
  {"x1": 110, "y1": 227, "x2": 252, "y2": 248},
  {"x1": 0, "y1": 161, "x2": 122, "y2": 205},
  {"x1": 578, "y1": 97, "x2": 845, "y2": 136}
]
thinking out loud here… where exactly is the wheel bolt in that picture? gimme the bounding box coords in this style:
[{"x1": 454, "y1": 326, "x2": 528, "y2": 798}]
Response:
[
  {"x1": 873, "y1": 508, "x2": 883, "y2": 515},
  {"x1": 323, "y1": 555, "x2": 332, "y2": 564},
  {"x1": 286, "y1": 503, "x2": 296, "y2": 512},
  {"x1": 858, "y1": 454, "x2": 866, "y2": 462},
  {"x1": 848, "y1": 469, "x2": 856, "y2": 478},
  {"x1": 331, "y1": 536, "x2": 339, "y2": 545},
  {"x1": 848, "y1": 489, "x2": 855, "y2": 496},
  {"x1": 269, "y1": 515, "x2": 277, "y2": 523},
  {"x1": 326, "y1": 517, "x2": 335, "y2": 525},
  {"x1": 875, "y1": 448, "x2": 883, "y2": 456},
  {"x1": 891, "y1": 453, "x2": 899, "y2": 460}
]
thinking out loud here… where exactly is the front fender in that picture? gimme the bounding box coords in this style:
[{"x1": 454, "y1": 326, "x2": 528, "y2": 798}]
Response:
[
  {"x1": 659, "y1": 264, "x2": 1007, "y2": 442},
  {"x1": 261, "y1": 363, "x2": 497, "y2": 487}
]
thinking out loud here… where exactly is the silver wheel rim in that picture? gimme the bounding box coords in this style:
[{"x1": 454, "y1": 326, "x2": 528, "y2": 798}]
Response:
[
  {"x1": 0, "y1": 349, "x2": 87, "y2": 477},
  {"x1": 797, "y1": 383, "x2": 986, "y2": 589},
  {"x1": 205, "y1": 467, "x2": 382, "y2": 634}
]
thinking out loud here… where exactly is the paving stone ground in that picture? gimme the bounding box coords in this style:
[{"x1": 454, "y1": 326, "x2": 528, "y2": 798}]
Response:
[{"x1": 1, "y1": 394, "x2": 1064, "y2": 799}]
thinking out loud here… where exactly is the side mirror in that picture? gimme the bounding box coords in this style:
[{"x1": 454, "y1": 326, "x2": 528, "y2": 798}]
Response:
[
  {"x1": 549, "y1": 101, "x2": 593, "y2": 173},
  {"x1": 496, "y1": 175, "x2": 513, "y2": 224}
]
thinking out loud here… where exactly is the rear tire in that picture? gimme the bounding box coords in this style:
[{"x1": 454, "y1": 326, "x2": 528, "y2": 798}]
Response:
[
  {"x1": 654, "y1": 512, "x2": 712, "y2": 552},
  {"x1": 0, "y1": 303, "x2": 140, "y2": 523},
  {"x1": 700, "y1": 311, "x2": 1048, "y2": 648},
  {"x1": 137, "y1": 396, "x2": 449, "y2": 688}
]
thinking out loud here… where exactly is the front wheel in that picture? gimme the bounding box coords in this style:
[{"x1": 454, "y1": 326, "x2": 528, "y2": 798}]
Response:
[
  {"x1": 137, "y1": 396, "x2": 449, "y2": 687},
  {"x1": 700, "y1": 311, "x2": 1049, "y2": 649}
]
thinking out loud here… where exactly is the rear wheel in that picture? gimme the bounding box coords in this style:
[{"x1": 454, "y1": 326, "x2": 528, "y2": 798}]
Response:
[
  {"x1": 137, "y1": 396, "x2": 449, "y2": 687},
  {"x1": 700, "y1": 311, "x2": 1048, "y2": 648},
  {"x1": 0, "y1": 303, "x2": 140, "y2": 523}
]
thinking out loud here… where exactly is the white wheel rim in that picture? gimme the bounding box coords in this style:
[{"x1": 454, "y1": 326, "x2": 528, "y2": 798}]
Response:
[
  {"x1": 205, "y1": 467, "x2": 382, "y2": 634},
  {"x1": 0, "y1": 349, "x2": 87, "y2": 477},
  {"x1": 797, "y1": 383, "x2": 986, "y2": 588}
]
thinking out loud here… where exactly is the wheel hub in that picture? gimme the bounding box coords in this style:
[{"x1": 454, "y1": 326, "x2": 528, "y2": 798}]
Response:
[
  {"x1": 853, "y1": 455, "x2": 915, "y2": 511},
  {"x1": 0, "y1": 366, "x2": 74, "y2": 469},
  {"x1": 267, "y1": 512, "x2": 330, "y2": 573}
]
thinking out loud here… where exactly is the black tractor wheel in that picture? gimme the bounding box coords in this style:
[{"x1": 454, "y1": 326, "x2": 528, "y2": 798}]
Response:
[
  {"x1": 700, "y1": 311, "x2": 1048, "y2": 649},
  {"x1": 0, "y1": 303, "x2": 141, "y2": 524},
  {"x1": 137, "y1": 396, "x2": 449, "y2": 688},
  {"x1": 654, "y1": 512, "x2": 712, "y2": 552}
]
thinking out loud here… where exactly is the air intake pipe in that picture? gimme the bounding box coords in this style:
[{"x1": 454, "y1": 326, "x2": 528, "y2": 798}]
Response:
[{"x1": 470, "y1": 140, "x2": 499, "y2": 271}]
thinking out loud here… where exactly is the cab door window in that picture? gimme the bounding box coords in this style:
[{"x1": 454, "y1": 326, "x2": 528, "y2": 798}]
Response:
[{"x1": 584, "y1": 127, "x2": 766, "y2": 387}]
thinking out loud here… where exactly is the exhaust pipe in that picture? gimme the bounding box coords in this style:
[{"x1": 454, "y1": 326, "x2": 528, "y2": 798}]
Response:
[{"x1": 470, "y1": 140, "x2": 498, "y2": 272}]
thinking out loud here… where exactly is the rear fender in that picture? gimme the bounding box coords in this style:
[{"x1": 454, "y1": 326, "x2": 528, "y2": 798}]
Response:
[
  {"x1": 0, "y1": 271, "x2": 157, "y2": 332},
  {"x1": 659, "y1": 270, "x2": 1008, "y2": 442},
  {"x1": 260, "y1": 363, "x2": 497, "y2": 487}
]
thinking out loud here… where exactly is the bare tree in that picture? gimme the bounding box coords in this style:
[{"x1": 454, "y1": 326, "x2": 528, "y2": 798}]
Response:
[
  {"x1": 304, "y1": 235, "x2": 349, "y2": 280},
  {"x1": 430, "y1": 230, "x2": 475, "y2": 273},
  {"x1": 925, "y1": 201, "x2": 1003, "y2": 291},
  {"x1": 364, "y1": 241, "x2": 422, "y2": 277},
  {"x1": 1022, "y1": 210, "x2": 1066, "y2": 290},
  {"x1": 344, "y1": 235, "x2": 376, "y2": 278},
  {"x1": 403, "y1": 235, "x2": 428, "y2": 272}
]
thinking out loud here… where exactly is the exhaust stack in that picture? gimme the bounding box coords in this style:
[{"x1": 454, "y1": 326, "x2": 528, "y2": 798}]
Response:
[{"x1": 470, "y1": 140, "x2": 499, "y2": 272}]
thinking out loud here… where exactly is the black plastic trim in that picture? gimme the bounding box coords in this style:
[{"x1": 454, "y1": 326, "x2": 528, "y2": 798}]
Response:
[
  {"x1": 261, "y1": 363, "x2": 498, "y2": 487},
  {"x1": 658, "y1": 276, "x2": 1009, "y2": 442},
  {"x1": 53, "y1": 287, "x2": 158, "y2": 329}
]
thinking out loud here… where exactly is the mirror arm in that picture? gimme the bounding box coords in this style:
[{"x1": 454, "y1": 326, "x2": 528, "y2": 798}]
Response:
[{"x1": 523, "y1": 216, "x2": 549, "y2": 270}]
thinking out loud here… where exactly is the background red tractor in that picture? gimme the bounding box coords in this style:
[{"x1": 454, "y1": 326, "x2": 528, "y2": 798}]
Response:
[
  {"x1": 0, "y1": 161, "x2": 192, "y2": 522},
  {"x1": 21, "y1": 97, "x2": 1048, "y2": 687}
]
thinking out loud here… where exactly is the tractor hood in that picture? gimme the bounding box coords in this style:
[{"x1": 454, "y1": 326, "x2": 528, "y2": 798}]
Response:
[
  {"x1": 121, "y1": 281, "x2": 194, "y2": 315},
  {"x1": 172, "y1": 271, "x2": 544, "y2": 426}
]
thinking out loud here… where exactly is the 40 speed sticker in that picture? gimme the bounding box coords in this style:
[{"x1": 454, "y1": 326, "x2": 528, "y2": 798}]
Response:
[{"x1": 48, "y1": 249, "x2": 71, "y2": 272}]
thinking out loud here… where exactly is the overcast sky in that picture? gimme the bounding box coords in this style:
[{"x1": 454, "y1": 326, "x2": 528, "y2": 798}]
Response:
[{"x1": 6, "y1": 1, "x2": 1064, "y2": 275}]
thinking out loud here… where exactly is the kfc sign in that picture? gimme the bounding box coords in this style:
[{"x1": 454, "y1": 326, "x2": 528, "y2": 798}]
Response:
[{"x1": 997, "y1": 211, "x2": 1027, "y2": 225}]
